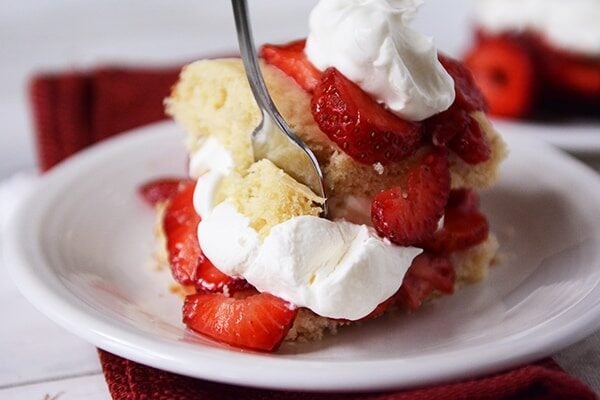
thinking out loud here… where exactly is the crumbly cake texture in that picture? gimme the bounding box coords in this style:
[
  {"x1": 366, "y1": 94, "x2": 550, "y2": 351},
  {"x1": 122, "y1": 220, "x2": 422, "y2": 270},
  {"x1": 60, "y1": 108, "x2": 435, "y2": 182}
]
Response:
[
  {"x1": 217, "y1": 159, "x2": 324, "y2": 238},
  {"x1": 165, "y1": 59, "x2": 507, "y2": 201},
  {"x1": 162, "y1": 57, "x2": 506, "y2": 342}
]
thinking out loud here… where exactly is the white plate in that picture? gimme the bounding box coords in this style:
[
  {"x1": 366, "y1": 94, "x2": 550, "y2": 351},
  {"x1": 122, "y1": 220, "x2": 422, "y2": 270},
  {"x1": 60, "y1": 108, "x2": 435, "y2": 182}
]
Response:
[
  {"x1": 5, "y1": 121, "x2": 600, "y2": 391},
  {"x1": 492, "y1": 119, "x2": 600, "y2": 154}
]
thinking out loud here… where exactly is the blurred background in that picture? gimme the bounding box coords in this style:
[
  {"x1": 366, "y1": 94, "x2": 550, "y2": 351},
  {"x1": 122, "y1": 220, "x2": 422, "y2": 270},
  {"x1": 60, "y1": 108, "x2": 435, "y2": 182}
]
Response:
[{"x1": 0, "y1": 0, "x2": 472, "y2": 179}]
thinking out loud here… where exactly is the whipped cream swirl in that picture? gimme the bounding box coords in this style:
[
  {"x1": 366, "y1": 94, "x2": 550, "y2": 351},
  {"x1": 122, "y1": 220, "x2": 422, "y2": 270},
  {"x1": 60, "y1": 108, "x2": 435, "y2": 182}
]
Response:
[{"x1": 305, "y1": 0, "x2": 455, "y2": 121}]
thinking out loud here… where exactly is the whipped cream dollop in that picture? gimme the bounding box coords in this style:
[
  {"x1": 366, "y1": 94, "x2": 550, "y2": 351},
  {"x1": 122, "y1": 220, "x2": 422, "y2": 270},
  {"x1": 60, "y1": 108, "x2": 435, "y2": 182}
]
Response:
[
  {"x1": 475, "y1": 0, "x2": 600, "y2": 56},
  {"x1": 188, "y1": 139, "x2": 422, "y2": 320},
  {"x1": 199, "y1": 202, "x2": 421, "y2": 320},
  {"x1": 305, "y1": 0, "x2": 455, "y2": 121},
  {"x1": 189, "y1": 137, "x2": 234, "y2": 216}
]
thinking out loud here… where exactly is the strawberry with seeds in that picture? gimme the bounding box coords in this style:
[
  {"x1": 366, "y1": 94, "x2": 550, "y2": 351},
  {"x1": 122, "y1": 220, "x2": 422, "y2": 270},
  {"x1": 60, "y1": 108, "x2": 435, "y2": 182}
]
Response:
[
  {"x1": 371, "y1": 149, "x2": 450, "y2": 246},
  {"x1": 311, "y1": 68, "x2": 422, "y2": 165},
  {"x1": 424, "y1": 189, "x2": 489, "y2": 255},
  {"x1": 261, "y1": 39, "x2": 322, "y2": 92},
  {"x1": 398, "y1": 253, "x2": 455, "y2": 310},
  {"x1": 183, "y1": 291, "x2": 297, "y2": 352},
  {"x1": 163, "y1": 181, "x2": 247, "y2": 293}
]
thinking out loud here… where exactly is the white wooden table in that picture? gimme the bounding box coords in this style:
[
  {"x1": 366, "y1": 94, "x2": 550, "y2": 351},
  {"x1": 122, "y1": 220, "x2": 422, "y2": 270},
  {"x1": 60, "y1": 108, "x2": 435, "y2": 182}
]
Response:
[{"x1": 1, "y1": 1, "x2": 599, "y2": 398}]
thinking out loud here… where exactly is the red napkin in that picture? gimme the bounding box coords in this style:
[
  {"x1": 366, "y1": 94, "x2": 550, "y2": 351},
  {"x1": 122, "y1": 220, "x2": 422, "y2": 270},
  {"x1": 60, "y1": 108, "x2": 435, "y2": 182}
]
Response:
[{"x1": 29, "y1": 67, "x2": 598, "y2": 400}]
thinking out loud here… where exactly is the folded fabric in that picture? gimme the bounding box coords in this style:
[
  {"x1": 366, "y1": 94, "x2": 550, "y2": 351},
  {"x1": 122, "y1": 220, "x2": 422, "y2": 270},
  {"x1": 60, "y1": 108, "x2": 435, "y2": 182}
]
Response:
[{"x1": 29, "y1": 66, "x2": 598, "y2": 400}]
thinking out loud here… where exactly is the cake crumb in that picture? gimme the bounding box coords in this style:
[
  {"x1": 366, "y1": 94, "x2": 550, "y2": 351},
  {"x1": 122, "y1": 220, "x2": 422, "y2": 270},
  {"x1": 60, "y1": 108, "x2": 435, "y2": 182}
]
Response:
[{"x1": 373, "y1": 162, "x2": 385, "y2": 175}]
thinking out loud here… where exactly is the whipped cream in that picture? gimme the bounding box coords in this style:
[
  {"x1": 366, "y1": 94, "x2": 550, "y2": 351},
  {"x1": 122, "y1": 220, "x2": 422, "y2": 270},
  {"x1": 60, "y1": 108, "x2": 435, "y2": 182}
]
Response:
[
  {"x1": 199, "y1": 202, "x2": 421, "y2": 320},
  {"x1": 189, "y1": 137, "x2": 234, "y2": 216},
  {"x1": 475, "y1": 0, "x2": 600, "y2": 56},
  {"x1": 305, "y1": 0, "x2": 455, "y2": 121},
  {"x1": 188, "y1": 136, "x2": 422, "y2": 320}
]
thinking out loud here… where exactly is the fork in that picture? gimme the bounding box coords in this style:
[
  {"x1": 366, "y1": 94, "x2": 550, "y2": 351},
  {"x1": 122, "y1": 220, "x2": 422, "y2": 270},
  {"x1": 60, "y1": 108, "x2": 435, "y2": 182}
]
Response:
[{"x1": 231, "y1": 0, "x2": 328, "y2": 215}]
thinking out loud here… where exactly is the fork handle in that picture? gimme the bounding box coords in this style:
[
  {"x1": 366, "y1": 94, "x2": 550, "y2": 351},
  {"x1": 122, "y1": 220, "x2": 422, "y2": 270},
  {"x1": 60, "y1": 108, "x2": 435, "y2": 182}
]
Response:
[{"x1": 231, "y1": 0, "x2": 279, "y2": 122}]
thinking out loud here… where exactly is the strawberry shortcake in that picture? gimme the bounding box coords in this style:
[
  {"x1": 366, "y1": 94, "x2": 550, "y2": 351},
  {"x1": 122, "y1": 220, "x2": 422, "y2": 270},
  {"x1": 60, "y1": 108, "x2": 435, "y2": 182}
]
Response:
[
  {"x1": 140, "y1": 0, "x2": 507, "y2": 352},
  {"x1": 465, "y1": 0, "x2": 600, "y2": 119}
]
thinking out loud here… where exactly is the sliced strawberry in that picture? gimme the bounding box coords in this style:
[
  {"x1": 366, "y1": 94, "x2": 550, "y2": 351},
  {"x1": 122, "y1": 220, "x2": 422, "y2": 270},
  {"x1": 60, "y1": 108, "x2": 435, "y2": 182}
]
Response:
[
  {"x1": 423, "y1": 189, "x2": 489, "y2": 255},
  {"x1": 464, "y1": 37, "x2": 536, "y2": 118},
  {"x1": 163, "y1": 181, "x2": 246, "y2": 292},
  {"x1": 425, "y1": 106, "x2": 491, "y2": 165},
  {"x1": 311, "y1": 68, "x2": 422, "y2": 165},
  {"x1": 439, "y1": 54, "x2": 488, "y2": 112},
  {"x1": 371, "y1": 149, "x2": 450, "y2": 246},
  {"x1": 541, "y1": 45, "x2": 600, "y2": 99},
  {"x1": 138, "y1": 178, "x2": 187, "y2": 207},
  {"x1": 183, "y1": 292, "x2": 297, "y2": 352},
  {"x1": 397, "y1": 253, "x2": 455, "y2": 310},
  {"x1": 260, "y1": 39, "x2": 321, "y2": 92},
  {"x1": 448, "y1": 113, "x2": 491, "y2": 164},
  {"x1": 446, "y1": 187, "x2": 480, "y2": 213},
  {"x1": 425, "y1": 105, "x2": 470, "y2": 148}
]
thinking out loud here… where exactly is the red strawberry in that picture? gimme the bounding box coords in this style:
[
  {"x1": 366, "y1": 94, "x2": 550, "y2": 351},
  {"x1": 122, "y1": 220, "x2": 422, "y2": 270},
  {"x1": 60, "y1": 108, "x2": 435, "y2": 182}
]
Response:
[
  {"x1": 397, "y1": 253, "x2": 455, "y2": 310},
  {"x1": 464, "y1": 37, "x2": 536, "y2": 118},
  {"x1": 448, "y1": 113, "x2": 491, "y2": 164},
  {"x1": 311, "y1": 68, "x2": 422, "y2": 165},
  {"x1": 371, "y1": 149, "x2": 450, "y2": 246},
  {"x1": 183, "y1": 292, "x2": 297, "y2": 352},
  {"x1": 260, "y1": 39, "x2": 322, "y2": 92},
  {"x1": 163, "y1": 181, "x2": 246, "y2": 292},
  {"x1": 541, "y1": 46, "x2": 600, "y2": 99},
  {"x1": 424, "y1": 189, "x2": 489, "y2": 254},
  {"x1": 425, "y1": 104, "x2": 470, "y2": 147},
  {"x1": 439, "y1": 54, "x2": 488, "y2": 112},
  {"x1": 138, "y1": 178, "x2": 187, "y2": 207}
]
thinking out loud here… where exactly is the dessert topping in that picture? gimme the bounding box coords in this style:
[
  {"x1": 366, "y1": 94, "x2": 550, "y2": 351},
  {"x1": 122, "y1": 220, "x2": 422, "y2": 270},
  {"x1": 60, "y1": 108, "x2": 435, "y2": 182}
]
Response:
[
  {"x1": 397, "y1": 252, "x2": 455, "y2": 310},
  {"x1": 371, "y1": 149, "x2": 450, "y2": 246},
  {"x1": 464, "y1": 37, "x2": 535, "y2": 118},
  {"x1": 423, "y1": 189, "x2": 489, "y2": 254},
  {"x1": 305, "y1": 0, "x2": 455, "y2": 121},
  {"x1": 183, "y1": 290, "x2": 297, "y2": 352},
  {"x1": 311, "y1": 67, "x2": 422, "y2": 165},
  {"x1": 138, "y1": 178, "x2": 187, "y2": 206},
  {"x1": 199, "y1": 203, "x2": 421, "y2": 320},
  {"x1": 474, "y1": 0, "x2": 600, "y2": 57},
  {"x1": 163, "y1": 181, "x2": 246, "y2": 292},
  {"x1": 260, "y1": 39, "x2": 321, "y2": 92}
]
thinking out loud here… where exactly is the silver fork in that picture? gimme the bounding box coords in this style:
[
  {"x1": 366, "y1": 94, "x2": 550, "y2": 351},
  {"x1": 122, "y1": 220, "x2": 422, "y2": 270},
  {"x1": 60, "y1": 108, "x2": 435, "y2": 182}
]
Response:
[{"x1": 231, "y1": 0, "x2": 328, "y2": 215}]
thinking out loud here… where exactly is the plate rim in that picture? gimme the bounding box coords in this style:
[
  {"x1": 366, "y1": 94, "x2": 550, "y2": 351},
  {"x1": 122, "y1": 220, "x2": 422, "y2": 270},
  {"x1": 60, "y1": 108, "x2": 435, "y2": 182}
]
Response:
[
  {"x1": 490, "y1": 118, "x2": 600, "y2": 153},
  {"x1": 6, "y1": 121, "x2": 600, "y2": 392}
]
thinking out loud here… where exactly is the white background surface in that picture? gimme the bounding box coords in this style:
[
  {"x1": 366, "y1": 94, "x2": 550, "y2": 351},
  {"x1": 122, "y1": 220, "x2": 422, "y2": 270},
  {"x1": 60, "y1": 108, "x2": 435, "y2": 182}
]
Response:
[{"x1": 0, "y1": 1, "x2": 598, "y2": 399}]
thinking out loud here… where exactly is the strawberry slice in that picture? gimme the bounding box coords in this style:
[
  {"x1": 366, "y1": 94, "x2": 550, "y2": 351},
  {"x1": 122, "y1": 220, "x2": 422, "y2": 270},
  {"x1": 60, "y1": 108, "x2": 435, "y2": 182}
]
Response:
[
  {"x1": 371, "y1": 149, "x2": 450, "y2": 246},
  {"x1": 541, "y1": 45, "x2": 600, "y2": 99},
  {"x1": 183, "y1": 292, "x2": 297, "y2": 352},
  {"x1": 397, "y1": 252, "x2": 455, "y2": 310},
  {"x1": 311, "y1": 68, "x2": 422, "y2": 165},
  {"x1": 424, "y1": 189, "x2": 489, "y2": 254},
  {"x1": 448, "y1": 112, "x2": 491, "y2": 164},
  {"x1": 464, "y1": 37, "x2": 536, "y2": 118},
  {"x1": 163, "y1": 181, "x2": 246, "y2": 292},
  {"x1": 260, "y1": 39, "x2": 322, "y2": 92},
  {"x1": 138, "y1": 178, "x2": 187, "y2": 207},
  {"x1": 439, "y1": 54, "x2": 488, "y2": 112}
]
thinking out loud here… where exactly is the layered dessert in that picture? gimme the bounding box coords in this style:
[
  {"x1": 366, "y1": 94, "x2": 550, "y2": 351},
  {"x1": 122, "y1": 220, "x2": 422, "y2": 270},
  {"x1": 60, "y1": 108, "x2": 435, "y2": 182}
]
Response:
[
  {"x1": 465, "y1": 0, "x2": 600, "y2": 119},
  {"x1": 140, "y1": 0, "x2": 507, "y2": 352}
]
